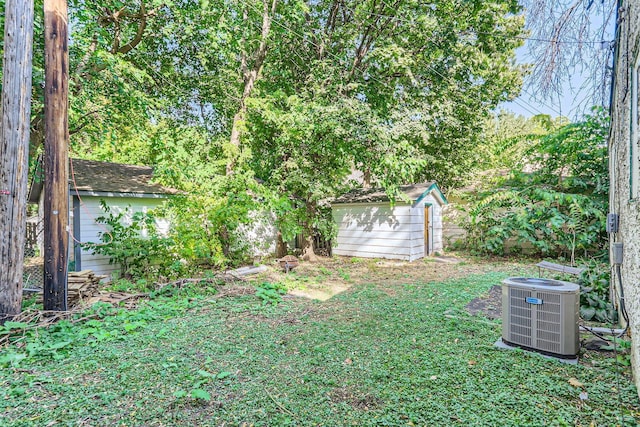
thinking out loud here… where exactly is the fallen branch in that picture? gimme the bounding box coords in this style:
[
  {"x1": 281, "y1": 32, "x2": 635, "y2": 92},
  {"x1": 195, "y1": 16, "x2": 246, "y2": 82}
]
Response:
[{"x1": 265, "y1": 387, "x2": 297, "y2": 418}]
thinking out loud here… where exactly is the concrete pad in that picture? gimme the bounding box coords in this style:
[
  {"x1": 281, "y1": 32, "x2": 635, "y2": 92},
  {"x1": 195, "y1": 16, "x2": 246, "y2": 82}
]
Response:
[{"x1": 494, "y1": 338, "x2": 578, "y2": 365}]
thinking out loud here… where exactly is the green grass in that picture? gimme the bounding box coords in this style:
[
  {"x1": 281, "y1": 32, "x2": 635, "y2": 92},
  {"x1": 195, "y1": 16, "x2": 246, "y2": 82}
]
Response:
[{"x1": 0, "y1": 272, "x2": 638, "y2": 426}]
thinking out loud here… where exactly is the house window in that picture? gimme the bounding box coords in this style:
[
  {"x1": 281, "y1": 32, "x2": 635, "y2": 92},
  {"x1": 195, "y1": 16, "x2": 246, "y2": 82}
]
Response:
[{"x1": 632, "y1": 53, "x2": 640, "y2": 199}]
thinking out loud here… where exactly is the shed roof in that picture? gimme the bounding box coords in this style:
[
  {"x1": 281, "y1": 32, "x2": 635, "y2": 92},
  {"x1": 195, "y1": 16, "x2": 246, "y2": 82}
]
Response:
[
  {"x1": 333, "y1": 182, "x2": 447, "y2": 206},
  {"x1": 28, "y1": 158, "x2": 179, "y2": 203}
]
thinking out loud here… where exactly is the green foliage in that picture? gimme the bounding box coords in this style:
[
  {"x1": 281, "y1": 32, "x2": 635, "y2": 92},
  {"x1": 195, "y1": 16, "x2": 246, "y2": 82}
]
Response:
[
  {"x1": 173, "y1": 369, "x2": 234, "y2": 403},
  {"x1": 0, "y1": 283, "x2": 216, "y2": 370},
  {"x1": 14, "y1": 0, "x2": 528, "y2": 260},
  {"x1": 166, "y1": 173, "x2": 261, "y2": 268},
  {"x1": 478, "y1": 111, "x2": 567, "y2": 172},
  {"x1": 464, "y1": 108, "x2": 609, "y2": 259},
  {"x1": 84, "y1": 176, "x2": 267, "y2": 277},
  {"x1": 579, "y1": 260, "x2": 617, "y2": 323},
  {"x1": 600, "y1": 337, "x2": 632, "y2": 367},
  {"x1": 255, "y1": 282, "x2": 287, "y2": 305},
  {"x1": 84, "y1": 201, "x2": 179, "y2": 282}
]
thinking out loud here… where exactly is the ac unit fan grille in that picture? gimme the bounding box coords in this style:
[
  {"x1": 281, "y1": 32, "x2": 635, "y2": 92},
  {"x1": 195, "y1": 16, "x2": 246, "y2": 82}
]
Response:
[
  {"x1": 535, "y1": 292, "x2": 562, "y2": 354},
  {"x1": 509, "y1": 288, "x2": 532, "y2": 347}
]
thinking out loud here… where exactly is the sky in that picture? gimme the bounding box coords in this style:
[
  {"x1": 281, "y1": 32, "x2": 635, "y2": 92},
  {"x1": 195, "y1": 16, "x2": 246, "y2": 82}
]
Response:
[
  {"x1": 499, "y1": 1, "x2": 617, "y2": 120},
  {"x1": 500, "y1": 46, "x2": 610, "y2": 120}
]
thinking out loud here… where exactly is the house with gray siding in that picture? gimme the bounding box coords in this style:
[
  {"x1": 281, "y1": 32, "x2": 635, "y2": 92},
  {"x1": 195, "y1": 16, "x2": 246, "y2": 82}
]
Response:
[
  {"x1": 608, "y1": 0, "x2": 640, "y2": 399},
  {"x1": 332, "y1": 182, "x2": 447, "y2": 261}
]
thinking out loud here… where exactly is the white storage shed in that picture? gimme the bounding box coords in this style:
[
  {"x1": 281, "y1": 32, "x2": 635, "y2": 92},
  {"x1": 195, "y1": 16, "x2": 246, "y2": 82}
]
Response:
[
  {"x1": 332, "y1": 182, "x2": 447, "y2": 261},
  {"x1": 29, "y1": 159, "x2": 178, "y2": 279}
]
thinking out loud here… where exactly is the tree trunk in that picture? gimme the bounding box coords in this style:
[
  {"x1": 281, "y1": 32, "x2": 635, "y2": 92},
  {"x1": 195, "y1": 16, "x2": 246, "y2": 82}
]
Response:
[
  {"x1": 275, "y1": 231, "x2": 287, "y2": 258},
  {"x1": 218, "y1": 225, "x2": 231, "y2": 258},
  {"x1": 301, "y1": 234, "x2": 318, "y2": 262},
  {"x1": 226, "y1": 0, "x2": 277, "y2": 175},
  {"x1": 0, "y1": 0, "x2": 35, "y2": 324},
  {"x1": 301, "y1": 200, "x2": 318, "y2": 262},
  {"x1": 363, "y1": 168, "x2": 371, "y2": 188},
  {"x1": 43, "y1": 0, "x2": 70, "y2": 311}
]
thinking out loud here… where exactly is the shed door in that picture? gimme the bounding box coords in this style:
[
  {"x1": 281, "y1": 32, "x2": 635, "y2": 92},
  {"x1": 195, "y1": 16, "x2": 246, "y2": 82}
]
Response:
[{"x1": 424, "y1": 205, "x2": 433, "y2": 255}]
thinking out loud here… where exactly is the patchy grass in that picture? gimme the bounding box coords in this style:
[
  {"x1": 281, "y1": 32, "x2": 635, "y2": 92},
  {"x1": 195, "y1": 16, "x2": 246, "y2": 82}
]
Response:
[{"x1": 0, "y1": 263, "x2": 638, "y2": 426}]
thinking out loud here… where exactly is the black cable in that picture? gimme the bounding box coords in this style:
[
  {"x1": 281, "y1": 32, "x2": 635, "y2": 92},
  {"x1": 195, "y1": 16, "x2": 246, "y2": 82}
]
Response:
[
  {"x1": 615, "y1": 263, "x2": 630, "y2": 337},
  {"x1": 579, "y1": 323, "x2": 614, "y2": 342},
  {"x1": 579, "y1": 260, "x2": 630, "y2": 342}
]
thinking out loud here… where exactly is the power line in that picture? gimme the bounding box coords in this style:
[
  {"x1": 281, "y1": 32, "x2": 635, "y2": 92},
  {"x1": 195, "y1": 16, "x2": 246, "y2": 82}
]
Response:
[
  {"x1": 510, "y1": 98, "x2": 547, "y2": 117},
  {"x1": 519, "y1": 88, "x2": 562, "y2": 116},
  {"x1": 340, "y1": 4, "x2": 614, "y2": 46}
]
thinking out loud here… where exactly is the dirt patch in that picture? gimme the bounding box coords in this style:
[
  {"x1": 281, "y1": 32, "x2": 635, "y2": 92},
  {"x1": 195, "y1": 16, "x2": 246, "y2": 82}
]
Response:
[
  {"x1": 288, "y1": 281, "x2": 351, "y2": 301},
  {"x1": 328, "y1": 386, "x2": 383, "y2": 411},
  {"x1": 465, "y1": 285, "x2": 502, "y2": 320},
  {"x1": 247, "y1": 254, "x2": 526, "y2": 301}
]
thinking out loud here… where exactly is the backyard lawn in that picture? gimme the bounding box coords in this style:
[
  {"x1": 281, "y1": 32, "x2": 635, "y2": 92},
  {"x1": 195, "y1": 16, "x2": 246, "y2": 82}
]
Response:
[{"x1": 0, "y1": 257, "x2": 638, "y2": 426}]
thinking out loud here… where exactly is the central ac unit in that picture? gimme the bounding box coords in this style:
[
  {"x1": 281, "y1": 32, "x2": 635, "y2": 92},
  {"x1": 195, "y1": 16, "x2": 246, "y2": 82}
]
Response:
[{"x1": 502, "y1": 277, "x2": 580, "y2": 358}]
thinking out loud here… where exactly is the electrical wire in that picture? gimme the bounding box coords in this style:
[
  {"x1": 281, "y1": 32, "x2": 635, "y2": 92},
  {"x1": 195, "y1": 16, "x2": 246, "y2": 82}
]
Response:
[
  {"x1": 68, "y1": 156, "x2": 114, "y2": 246},
  {"x1": 339, "y1": 3, "x2": 614, "y2": 46},
  {"x1": 579, "y1": 263, "x2": 629, "y2": 343},
  {"x1": 615, "y1": 263, "x2": 630, "y2": 334}
]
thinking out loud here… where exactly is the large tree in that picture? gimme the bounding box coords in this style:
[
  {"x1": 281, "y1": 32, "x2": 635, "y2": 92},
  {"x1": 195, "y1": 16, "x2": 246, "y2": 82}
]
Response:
[
  {"x1": 0, "y1": 0, "x2": 528, "y2": 265},
  {"x1": 243, "y1": 0, "x2": 526, "y2": 256}
]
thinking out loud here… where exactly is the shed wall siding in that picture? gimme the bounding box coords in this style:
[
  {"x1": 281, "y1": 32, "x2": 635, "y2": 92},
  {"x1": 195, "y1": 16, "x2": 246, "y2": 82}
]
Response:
[
  {"x1": 609, "y1": 0, "x2": 640, "y2": 399},
  {"x1": 237, "y1": 210, "x2": 278, "y2": 257},
  {"x1": 77, "y1": 196, "x2": 169, "y2": 279},
  {"x1": 332, "y1": 192, "x2": 445, "y2": 261},
  {"x1": 333, "y1": 203, "x2": 415, "y2": 260}
]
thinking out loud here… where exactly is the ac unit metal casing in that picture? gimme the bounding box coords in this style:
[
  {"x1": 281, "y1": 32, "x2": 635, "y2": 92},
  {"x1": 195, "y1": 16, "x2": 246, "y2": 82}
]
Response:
[{"x1": 502, "y1": 277, "x2": 580, "y2": 358}]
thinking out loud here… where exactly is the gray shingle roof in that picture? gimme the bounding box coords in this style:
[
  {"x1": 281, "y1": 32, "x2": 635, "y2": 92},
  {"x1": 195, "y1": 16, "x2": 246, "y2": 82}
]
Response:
[
  {"x1": 29, "y1": 158, "x2": 179, "y2": 203},
  {"x1": 69, "y1": 159, "x2": 178, "y2": 194},
  {"x1": 333, "y1": 182, "x2": 446, "y2": 205}
]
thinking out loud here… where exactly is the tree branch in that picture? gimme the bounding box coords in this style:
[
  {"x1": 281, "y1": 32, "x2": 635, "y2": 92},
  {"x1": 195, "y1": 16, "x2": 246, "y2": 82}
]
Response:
[
  {"x1": 118, "y1": 1, "x2": 149, "y2": 55},
  {"x1": 69, "y1": 109, "x2": 102, "y2": 135}
]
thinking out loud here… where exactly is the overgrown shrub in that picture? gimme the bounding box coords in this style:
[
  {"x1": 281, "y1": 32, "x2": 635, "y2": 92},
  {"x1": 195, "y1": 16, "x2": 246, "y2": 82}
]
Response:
[
  {"x1": 463, "y1": 108, "x2": 609, "y2": 260},
  {"x1": 166, "y1": 183, "x2": 257, "y2": 269},
  {"x1": 84, "y1": 201, "x2": 181, "y2": 282}
]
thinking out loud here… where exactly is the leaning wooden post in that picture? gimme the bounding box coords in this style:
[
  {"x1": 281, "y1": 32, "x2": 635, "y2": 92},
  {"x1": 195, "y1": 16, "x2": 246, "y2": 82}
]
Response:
[
  {"x1": 43, "y1": 0, "x2": 69, "y2": 311},
  {"x1": 0, "y1": 0, "x2": 35, "y2": 323}
]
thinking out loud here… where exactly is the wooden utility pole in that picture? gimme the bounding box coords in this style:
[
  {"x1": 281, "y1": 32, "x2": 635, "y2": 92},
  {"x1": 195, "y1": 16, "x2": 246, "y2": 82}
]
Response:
[
  {"x1": 0, "y1": 0, "x2": 35, "y2": 323},
  {"x1": 43, "y1": 0, "x2": 69, "y2": 311}
]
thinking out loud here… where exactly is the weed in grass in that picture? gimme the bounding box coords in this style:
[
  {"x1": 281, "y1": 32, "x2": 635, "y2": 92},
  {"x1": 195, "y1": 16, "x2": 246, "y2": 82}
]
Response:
[
  {"x1": 597, "y1": 337, "x2": 633, "y2": 367},
  {"x1": 255, "y1": 282, "x2": 287, "y2": 305},
  {"x1": 366, "y1": 260, "x2": 379, "y2": 271},
  {"x1": 173, "y1": 369, "x2": 234, "y2": 403},
  {"x1": 318, "y1": 266, "x2": 331, "y2": 276},
  {"x1": 337, "y1": 268, "x2": 351, "y2": 282},
  {"x1": 0, "y1": 286, "x2": 208, "y2": 371}
]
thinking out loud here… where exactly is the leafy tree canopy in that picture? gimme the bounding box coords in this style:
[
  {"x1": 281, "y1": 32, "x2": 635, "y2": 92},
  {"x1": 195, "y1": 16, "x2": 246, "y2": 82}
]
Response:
[{"x1": 1, "y1": 0, "x2": 527, "y2": 262}]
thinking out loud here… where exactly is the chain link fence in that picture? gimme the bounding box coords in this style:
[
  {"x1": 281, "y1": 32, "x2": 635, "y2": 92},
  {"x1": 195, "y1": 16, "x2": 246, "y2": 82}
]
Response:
[{"x1": 23, "y1": 218, "x2": 43, "y2": 291}]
